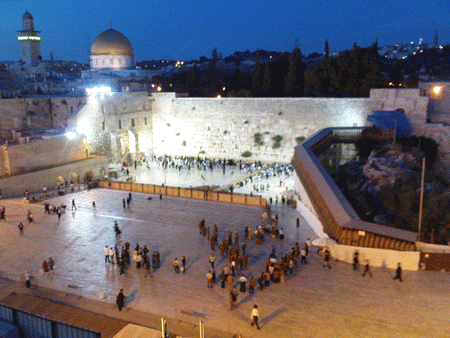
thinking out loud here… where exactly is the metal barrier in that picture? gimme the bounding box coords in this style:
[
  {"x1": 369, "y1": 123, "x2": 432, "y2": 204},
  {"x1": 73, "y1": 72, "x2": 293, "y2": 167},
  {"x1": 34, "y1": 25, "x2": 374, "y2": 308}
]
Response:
[{"x1": 0, "y1": 303, "x2": 100, "y2": 338}]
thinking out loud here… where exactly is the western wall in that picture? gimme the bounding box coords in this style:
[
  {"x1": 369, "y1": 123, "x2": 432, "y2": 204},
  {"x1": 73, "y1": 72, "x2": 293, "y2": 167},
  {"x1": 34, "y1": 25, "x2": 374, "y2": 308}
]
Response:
[{"x1": 70, "y1": 88, "x2": 450, "y2": 165}]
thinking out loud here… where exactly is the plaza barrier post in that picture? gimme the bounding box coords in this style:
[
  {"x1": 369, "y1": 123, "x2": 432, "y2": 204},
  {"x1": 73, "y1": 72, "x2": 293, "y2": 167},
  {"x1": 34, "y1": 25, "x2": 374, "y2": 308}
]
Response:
[{"x1": 199, "y1": 320, "x2": 205, "y2": 338}]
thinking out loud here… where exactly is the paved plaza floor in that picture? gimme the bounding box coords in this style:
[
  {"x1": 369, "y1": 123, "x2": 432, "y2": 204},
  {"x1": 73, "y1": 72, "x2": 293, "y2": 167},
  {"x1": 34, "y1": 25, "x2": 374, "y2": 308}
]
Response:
[{"x1": 0, "y1": 167, "x2": 450, "y2": 337}]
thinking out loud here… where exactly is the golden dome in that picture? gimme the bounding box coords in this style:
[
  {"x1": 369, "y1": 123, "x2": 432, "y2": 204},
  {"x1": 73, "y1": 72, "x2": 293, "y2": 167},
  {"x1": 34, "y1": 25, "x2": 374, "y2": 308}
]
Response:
[{"x1": 91, "y1": 29, "x2": 134, "y2": 56}]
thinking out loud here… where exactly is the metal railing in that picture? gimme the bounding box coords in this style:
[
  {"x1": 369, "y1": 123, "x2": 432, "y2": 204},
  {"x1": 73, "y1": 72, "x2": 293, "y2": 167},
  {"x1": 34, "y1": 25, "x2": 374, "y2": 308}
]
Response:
[{"x1": 0, "y1": 303, "x2": 100, "y2": 338}]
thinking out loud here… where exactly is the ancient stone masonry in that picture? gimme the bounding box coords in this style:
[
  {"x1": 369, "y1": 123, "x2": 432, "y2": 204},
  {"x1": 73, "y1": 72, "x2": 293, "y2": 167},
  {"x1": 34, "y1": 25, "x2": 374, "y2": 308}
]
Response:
[{"x1": 68, "y1": 89, "x2": 450, "y2": 165}]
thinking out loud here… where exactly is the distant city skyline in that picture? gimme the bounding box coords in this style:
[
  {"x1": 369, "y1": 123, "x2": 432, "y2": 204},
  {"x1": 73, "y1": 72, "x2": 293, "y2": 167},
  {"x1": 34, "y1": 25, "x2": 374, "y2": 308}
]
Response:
[{"x1": 1, "y1": 0, "x2": 450, "y2": 63}]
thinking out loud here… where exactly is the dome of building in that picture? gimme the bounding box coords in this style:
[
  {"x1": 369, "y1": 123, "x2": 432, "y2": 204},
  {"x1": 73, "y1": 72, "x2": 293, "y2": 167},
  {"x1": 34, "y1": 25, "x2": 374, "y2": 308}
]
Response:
[
  {"x1": 23, "y1": 11, "x2": 33, "y2": 20},
  {"x1": 91, "y1": 29, "x2": 134, "y2": 56}
]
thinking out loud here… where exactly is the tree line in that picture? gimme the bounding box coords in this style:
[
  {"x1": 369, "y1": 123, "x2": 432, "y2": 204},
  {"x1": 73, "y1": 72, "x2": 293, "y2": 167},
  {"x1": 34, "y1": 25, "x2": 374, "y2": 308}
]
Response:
[{"x1": 155, "y1": 40, "x2": 425, "y2": 98}]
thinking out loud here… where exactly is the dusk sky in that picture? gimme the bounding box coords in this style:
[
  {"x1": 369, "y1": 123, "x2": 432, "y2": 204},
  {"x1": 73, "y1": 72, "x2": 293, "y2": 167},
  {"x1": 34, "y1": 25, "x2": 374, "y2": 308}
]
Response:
[{"x1": 2, "y1": 0, "x2": 450, "y2": 63}]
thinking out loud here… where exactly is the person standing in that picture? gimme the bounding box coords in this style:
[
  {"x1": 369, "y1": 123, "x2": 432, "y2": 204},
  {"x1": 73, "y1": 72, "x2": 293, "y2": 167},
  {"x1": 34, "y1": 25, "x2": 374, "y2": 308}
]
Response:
[
  {"x1": 209, "y1": 254, "x2": 215, "y2": 268},
  {"x1": 250, "y1": 304, "x2": 260, "y2": 329},
  {"x1": 362, "y1": 259, "x2": 372, "y2": 277},
  {"x1": 239, "y1": 274, "x2": 247, "y2": 292},
  {"x1": 353, "y1": 250, "x2": 359, "y2": 270},
  {"x1": 249, "y1": 276, "x2": 255, "y2": 294},
  {"x1": 181, "y1": 256, "x2": 186, "y2": 273},
  {"x1": 109, "y1": 247, "x2": 114, "y2": 264},
  {"x1": 229, "y1": 288, "x2": 238, "y2": 310},
  {"x1": 116, "y1": 289, "x2": 126, "y2": 311},
  {"x1": 323, "y1": 247, "x2": 331, "y2": 268},
  {"x1": 300, "y1": 247, "x2": 307, "y2": 264},
  {"x1": 173, "y1": 258, "x2": 180, "y2": 273},
  {"x1": 18, "y1": 222, "x2": 24, "y2": 236},
  {"x1": 393, "y1": 263, "x2": 403, "y2": 282},
  {"x1": 72, "y1": 199, "x2": 76, "y2": 211},
  {"x1": 122, "y1": 199, "x2": 126, "y2": 208},
  {"x1": 24, "y1": 270, "x2": 31, "y2": 288},
  {"x1": 206, "y1": 270, "x2": 213, "y2": 288}
]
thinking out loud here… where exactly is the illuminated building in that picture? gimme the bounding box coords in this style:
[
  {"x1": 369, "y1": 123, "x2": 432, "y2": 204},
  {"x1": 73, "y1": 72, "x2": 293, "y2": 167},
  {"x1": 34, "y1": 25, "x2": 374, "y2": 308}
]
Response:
[
  {"x1": 17, "y1": 11, "x2": 41, "y2": 67},
  {"x1": 90, "y1": 28, "x2": 135, "y2": 70}
]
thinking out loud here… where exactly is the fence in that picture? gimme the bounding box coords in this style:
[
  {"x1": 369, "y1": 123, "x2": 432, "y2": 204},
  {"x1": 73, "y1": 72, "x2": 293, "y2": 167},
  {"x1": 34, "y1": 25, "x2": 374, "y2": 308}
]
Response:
[
  {"x1": 0, "y1": 303, "x2": 100, "y2": 338},
  {"x1": 98, "y1": 180, "x2": 267, "y2": 208}
]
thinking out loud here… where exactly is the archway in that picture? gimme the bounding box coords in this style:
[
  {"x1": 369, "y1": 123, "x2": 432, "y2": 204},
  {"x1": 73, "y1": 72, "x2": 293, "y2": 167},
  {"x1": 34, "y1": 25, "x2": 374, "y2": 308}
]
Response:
[
  {"x1": 56, "y1": 176, "x2": 66, "y2": 188},
  {"x1": 128, "y1": 129, "x2": 139, "y2": 163},
  {"x1": 84, "y1": 170, "x2": 94, "y2": 183},
  {"x1": 70, "y1": 172, "x2": 80, "y2": 184}
]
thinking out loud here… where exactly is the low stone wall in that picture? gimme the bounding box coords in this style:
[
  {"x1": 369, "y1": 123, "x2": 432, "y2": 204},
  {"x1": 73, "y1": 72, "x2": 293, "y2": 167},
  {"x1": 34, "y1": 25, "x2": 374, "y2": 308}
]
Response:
[
  {"x1": 329, "y1": 244, "x2": 420, "y2": 271},
  {"x1": 98, "y1": 180, "x2": 267, "y2": 207},
  {"x1": 0, "y1": 156, "x2": 108, "y2": 198}
]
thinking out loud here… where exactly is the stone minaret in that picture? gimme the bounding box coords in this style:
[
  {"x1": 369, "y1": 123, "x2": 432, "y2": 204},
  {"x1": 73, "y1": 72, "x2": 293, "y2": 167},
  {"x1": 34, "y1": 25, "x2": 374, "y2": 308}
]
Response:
[{"x1": 17, "y1": 11, "x2": 41, "y2": 67}]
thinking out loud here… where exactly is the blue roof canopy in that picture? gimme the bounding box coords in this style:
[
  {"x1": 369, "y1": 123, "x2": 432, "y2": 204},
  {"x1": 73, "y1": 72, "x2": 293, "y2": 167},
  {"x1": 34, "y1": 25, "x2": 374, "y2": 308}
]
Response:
[{"x1": 367, "y1": 110, "x2": 411, "y2": 138}]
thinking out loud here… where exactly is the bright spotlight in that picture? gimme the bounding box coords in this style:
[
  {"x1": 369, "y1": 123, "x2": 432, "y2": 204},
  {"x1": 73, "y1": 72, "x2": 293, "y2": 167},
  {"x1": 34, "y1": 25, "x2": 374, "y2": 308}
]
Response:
[
  {"x1": 65, "y1": 131, "x2": 76, "y2": 139},
  {"x1": 86, "y1": 86, "x2": 112, "y2": 96},
  {"x1": 433, "y1": 86, "x2": 442, "y2": 95},
  {"x1": 76, "y1": 120, "x2": 90, "y2": 138}
]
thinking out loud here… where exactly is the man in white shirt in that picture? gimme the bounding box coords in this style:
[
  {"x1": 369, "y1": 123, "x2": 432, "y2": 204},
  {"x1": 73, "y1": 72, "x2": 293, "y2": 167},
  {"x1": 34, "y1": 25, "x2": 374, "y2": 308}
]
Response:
[
  {"x1": 250, "y1": 304, "x2": 260, "y2": 329},
  {"x1": 104, "y1": 246, "x2": 110, "y2": 263}
]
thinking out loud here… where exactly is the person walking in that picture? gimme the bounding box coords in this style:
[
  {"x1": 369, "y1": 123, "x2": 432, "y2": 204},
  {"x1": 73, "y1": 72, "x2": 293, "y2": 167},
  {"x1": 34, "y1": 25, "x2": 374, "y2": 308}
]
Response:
[
  {"x1": 18, "y1": 222, "x2": 24, "y2": 236},
  {"x1": 362, "y1": 259, "x2": 373, "y2": 277},
  {"x1": 250, "y1": 304, "x2": 260, "y2": 329},
  {"x1": 116, "y1": 289, "x2": 126, "y2": 311},
  {"x1": 27, "y1": 211, "x2": 33, "y2": 223},
  {"x1": 72, "y1": 199, "x2": 76, "y2": 211},
  {"x1": 393, "y1": 263, "x2": 403, "y2": 282}
]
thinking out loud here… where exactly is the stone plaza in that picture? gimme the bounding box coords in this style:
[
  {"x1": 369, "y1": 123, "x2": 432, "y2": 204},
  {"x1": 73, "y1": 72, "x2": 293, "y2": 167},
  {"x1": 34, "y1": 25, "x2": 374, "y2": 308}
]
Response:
[{"x1": 0, "y1": 165, "x2": 450, "y2": 337}]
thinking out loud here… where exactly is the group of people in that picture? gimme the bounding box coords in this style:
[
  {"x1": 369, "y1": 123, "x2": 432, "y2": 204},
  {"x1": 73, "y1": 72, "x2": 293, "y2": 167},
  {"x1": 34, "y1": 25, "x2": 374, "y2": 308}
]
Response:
[{"x1": 104, "y1": 238, "x2": 161, "y2": 277}]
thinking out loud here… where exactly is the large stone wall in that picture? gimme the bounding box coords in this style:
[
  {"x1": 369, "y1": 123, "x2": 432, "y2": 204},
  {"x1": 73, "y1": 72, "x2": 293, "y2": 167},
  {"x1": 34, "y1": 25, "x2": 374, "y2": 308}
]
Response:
[
  {"x1": 67, "y1": 88, "x2": 450, "y2": 166},
  {"x1": 0, "y1": 96, "x2": 85, "y2": 130},
  {"x1": 0, "y1": 156, "x2": 108, "y2": 198},
  {"x1": 4, "y1": 136, "x2": 87, "y2": 175},
  {"x1": 151, "y1": 93, "x2": 375, "y2": 162},
  {"x1": 69, "y1": 91, "x2": 153, "y2": 163},
  {"x1": 370, "y1": 89, "x2": 450, "y2": 163}
]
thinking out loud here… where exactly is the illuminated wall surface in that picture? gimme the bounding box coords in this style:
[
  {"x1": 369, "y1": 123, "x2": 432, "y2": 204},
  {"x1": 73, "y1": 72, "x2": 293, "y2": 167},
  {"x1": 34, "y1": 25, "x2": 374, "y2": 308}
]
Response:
[
  {"x1": 68, "y1": 88, "x2": 450, "y2": 164},
  {"x1": 70, "y1": 90, "x2": 415, "y2": 163}
]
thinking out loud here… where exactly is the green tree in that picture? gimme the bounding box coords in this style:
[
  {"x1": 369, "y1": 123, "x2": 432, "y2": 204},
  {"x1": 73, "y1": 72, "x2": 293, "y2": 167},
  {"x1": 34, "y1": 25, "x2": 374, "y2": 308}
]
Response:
[
  {"x1": 252, "y1": 51, "x2": 263, "y2": 96},
  {"x1": 262, "y1": 64, "x2": 272, "y2": 96},
  {"x1": 284, "y1": 48, "x2": 305, "y2": 96},
  {"x1": 324, "y1": 39, "x2": 329, "y2": 61}
]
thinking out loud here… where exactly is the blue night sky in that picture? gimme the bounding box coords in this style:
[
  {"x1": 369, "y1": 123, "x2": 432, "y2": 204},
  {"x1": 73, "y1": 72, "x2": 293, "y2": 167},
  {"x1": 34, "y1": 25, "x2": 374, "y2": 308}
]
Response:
[{"x1": 1, "y1": 0, "x2": 450, "y2": 63}]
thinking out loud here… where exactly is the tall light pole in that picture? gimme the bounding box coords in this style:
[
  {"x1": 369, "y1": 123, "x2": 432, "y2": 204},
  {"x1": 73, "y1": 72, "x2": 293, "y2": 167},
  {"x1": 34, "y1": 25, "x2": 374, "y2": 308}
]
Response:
[{"x1": 417, "y1": 157, "x2": 426, "y2": 242}]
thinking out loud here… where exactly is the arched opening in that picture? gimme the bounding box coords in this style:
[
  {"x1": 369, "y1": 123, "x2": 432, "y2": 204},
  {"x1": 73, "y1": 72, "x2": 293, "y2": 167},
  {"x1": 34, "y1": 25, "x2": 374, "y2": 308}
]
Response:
[
  {"x1": 70, "y1": 172, "x2": 80, "y2": 184},
  {"x1": 84, "y1": 170, "x2": 94, "y2": 183},
  {"x1": 127, "y1": 129, "x2": 139, "y2": 164},
  {"x1": 56, "y1": 176, "x2": 66, "y2": 188}
]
